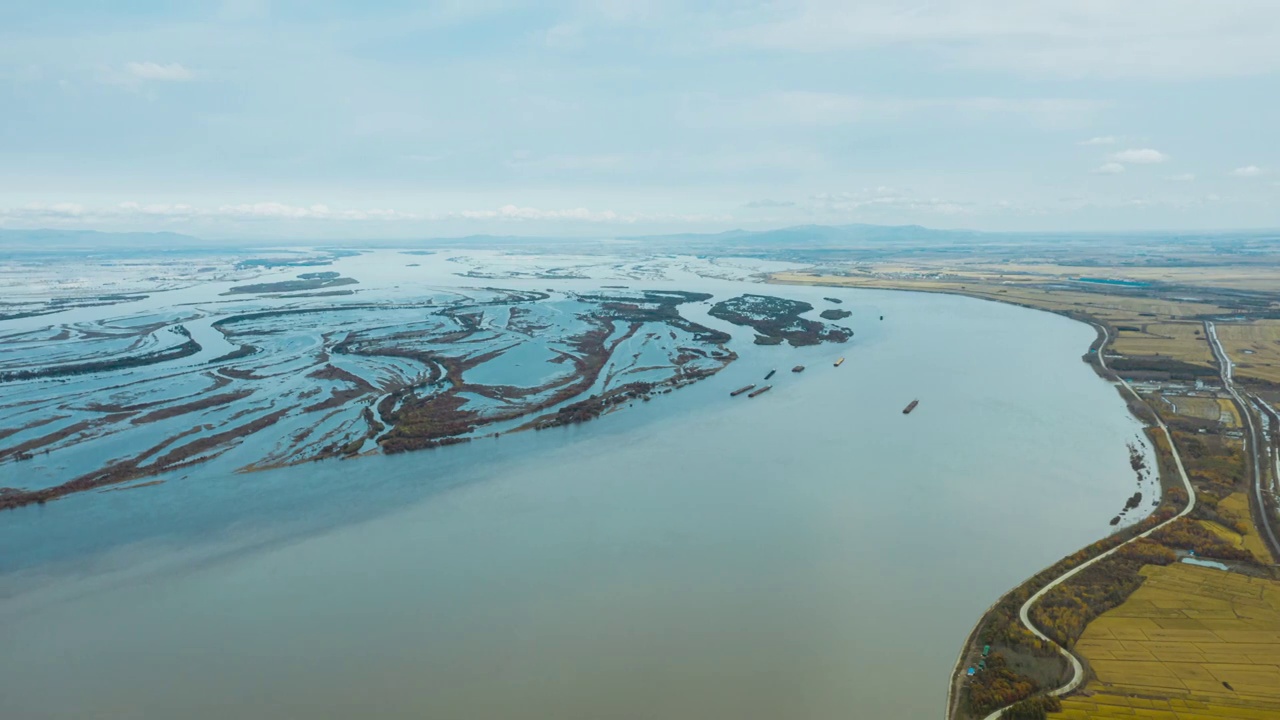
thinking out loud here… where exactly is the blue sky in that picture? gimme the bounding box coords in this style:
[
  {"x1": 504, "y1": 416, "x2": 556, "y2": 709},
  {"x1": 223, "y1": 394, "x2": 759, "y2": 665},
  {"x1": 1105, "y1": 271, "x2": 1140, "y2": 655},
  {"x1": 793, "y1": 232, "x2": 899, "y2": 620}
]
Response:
[{"x1": 1, "y1": 1, "x2": 1278, "y2": 238}]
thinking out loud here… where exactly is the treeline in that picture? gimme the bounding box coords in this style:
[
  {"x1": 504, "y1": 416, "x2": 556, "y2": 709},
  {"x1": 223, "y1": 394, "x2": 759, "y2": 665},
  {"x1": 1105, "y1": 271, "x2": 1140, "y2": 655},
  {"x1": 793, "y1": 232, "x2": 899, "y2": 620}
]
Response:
[
  {"x1": 1031, "y1": 517, "x2": 1255, "y2": 650},
  {"x1": 965, "y1": 654, "x2": 1040, "y2": 716},
  {"x1": 1150, "y1": 517, "x2": 1255, "y2": 562},
  {"x1": 964, "y1": 492, "x2": 1188, "y2": 716},
  {"x1": 1108, "y1": 357, "x2": 1220, "y2": 380},
  {"x1": 1004, "y1": 695, "x2": 1062, "y2": 720},
  {"x1": 1170, "y1": 428, "x2": 1245, "y2": 492},
  {"x1": 1030, "y1": 538, "x2": 1175, "y2": 648}
]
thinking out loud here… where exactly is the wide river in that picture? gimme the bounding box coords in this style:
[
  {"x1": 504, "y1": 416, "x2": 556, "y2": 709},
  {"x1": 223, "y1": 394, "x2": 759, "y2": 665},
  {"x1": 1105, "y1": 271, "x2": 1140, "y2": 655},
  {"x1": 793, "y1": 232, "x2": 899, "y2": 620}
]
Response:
[{"x1": 0, "y1": 255, "x2": 1153, "y2": 720}]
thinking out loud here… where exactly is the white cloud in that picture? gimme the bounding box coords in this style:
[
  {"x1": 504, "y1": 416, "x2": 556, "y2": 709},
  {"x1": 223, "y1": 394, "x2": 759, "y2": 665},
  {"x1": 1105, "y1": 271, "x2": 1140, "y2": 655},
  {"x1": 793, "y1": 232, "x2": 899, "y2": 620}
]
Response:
[
  {"x1": 1231, "y1": 165, "x2": 1266, "y2": 177},
  {"x1": 0, "y1": 200, "x2": 734, "y2": 228},
  {"x1": 455, "y1": 205, "x2": 626, "y2": 222},
  {"x1": 450, "y1": 205, "x2": 733, "y2": 224},
  {"x1": 1110, "y1": 148, "x2": 1169, "y2": 164},
  {"x1": 216, "y1": 202, "x2": 411, "y2": 220},
  {"x1": 1078, "y1": 136, "x2": 1118, "y2": 146},
  {"x1": 1092, "y1": 162, "x2": 1126, "y2": 175},
  {"x1": 1, "y1": 201, "x2": 415, "y2": 224},
  {"x1": 1166, "y1": 173, "x2": 1196, "y2": 182},
  {"x1": 125, "y1": 62, "x2": 194, "y2": 81}
]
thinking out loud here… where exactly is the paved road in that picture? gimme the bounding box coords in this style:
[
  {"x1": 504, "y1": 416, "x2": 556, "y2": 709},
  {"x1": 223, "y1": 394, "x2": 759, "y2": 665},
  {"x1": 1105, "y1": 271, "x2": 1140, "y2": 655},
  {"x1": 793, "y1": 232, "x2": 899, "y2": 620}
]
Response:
[
  {"x1": 977, "y1": 325, "x2": 1196, "y2": 720},
  {"x1": 1204, "y1": 321, "x2": 1280, "y2": 559}
]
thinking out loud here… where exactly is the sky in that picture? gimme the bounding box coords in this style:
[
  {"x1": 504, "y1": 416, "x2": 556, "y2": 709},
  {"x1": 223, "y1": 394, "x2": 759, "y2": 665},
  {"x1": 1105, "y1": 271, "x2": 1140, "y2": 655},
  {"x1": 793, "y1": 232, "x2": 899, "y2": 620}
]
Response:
[{"x1": 1, "y1": 0, "x2": 1279, "y2": 239}]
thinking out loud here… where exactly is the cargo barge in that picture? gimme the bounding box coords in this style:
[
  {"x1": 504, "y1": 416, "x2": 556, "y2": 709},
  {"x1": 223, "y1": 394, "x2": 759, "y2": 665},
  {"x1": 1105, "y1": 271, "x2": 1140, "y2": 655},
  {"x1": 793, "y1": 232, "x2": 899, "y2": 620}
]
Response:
[
  {"x1": 730, "y1": 384, "x2": 756, "y2": 397},
  {"x1": 764, "y1": 369, "x2": 776, "y2": 380},
  {"x1": 792, "y1": 365, "x2": 805, "y2": 373},
  {"x1": 833, "y1": 357, "x2": 845, "y2": 367},
  {"x1": 903, "y1": 399, "x2": 919, "y2": 414},
  {"x1": 747, "y1": 385, "x2": 772, "y2": 398}
]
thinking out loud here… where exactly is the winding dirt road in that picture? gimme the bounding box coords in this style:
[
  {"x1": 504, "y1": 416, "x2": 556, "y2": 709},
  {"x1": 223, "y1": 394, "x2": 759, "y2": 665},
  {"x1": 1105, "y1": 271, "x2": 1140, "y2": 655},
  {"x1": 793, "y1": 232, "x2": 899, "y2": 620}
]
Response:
[{"x1": 973, "y1": 325, "x2": 1196, "y2": 720}]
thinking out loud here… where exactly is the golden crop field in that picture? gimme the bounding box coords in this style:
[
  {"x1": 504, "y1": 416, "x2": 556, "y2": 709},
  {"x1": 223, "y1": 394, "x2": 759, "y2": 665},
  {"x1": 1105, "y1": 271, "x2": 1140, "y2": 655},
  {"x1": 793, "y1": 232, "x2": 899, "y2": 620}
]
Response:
[
  {"x1": 1216, "y1": 494, "x2": 1274, "y2": 563},
  {"x1": 1052, "y1": 563, "x2": 1280, "y2": 719},
  {"x1": 1216, "y1": 320, "x2": 1280, "y2": 385},
  {"x1": 1056, "y1": 691, "x2": 1280, "y2": 719},
  {"x1": 1197, "y1": 521, "x2": 1273, "y2": 566},
  {"x1": 1111, "y1": 323, "x2": 1215, "y2": 367}
]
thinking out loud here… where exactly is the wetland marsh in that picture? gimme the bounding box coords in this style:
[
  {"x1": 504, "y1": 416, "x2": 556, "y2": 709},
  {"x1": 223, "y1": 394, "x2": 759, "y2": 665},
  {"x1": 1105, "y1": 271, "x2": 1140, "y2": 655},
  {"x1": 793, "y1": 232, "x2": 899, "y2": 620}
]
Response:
[{"x1": 0, "y1": 248, "x2": 1157, "y2": 719}]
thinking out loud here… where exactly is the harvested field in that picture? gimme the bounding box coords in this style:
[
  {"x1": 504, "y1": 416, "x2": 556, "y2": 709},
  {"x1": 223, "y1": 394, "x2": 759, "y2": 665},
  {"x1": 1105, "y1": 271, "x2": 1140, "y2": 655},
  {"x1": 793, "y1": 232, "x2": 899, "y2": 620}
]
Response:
[
  {"x1": 1216, "y1": 320, "x2": 1280, "y2": 385},
  {"x1": 1217, "y1": 494, "x2": 1274, "y2": 563},
  {"x1": 1057, "y1": 690, "x2": 1280, "y2": 719},
  {"x1": 1198, "y1": 521, "x2": 1272, "y2": 565},
  {"x1": 1112, "y1": 323, "x2": 1215, "y2": 368},
  {"x1": 1165, "y1": 396, "x2": 1239, "y2": 428},
  {"x1": 1052, "y1": 563, "x2": 1280, "y2": 719}
]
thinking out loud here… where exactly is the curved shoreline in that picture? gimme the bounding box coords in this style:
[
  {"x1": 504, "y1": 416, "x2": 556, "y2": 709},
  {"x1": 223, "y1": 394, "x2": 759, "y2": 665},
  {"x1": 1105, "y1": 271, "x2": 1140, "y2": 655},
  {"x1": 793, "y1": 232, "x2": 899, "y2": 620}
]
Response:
[
  {"x1": 942, "y1": 324, "x2": 1194, "y2": 720},
  {"x1": 976, "y1": 325, "x2": 1195, "y2": 718},
  {"x1": 764, "y1": 276, "x2": 1192, "y2": 719}
]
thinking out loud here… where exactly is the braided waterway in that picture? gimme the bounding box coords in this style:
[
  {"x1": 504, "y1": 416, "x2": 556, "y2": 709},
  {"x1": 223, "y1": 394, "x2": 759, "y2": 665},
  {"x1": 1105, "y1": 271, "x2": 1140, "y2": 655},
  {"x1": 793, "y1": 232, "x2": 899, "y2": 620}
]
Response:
[{"x1": 0, "y1": 252, "x2": 1155, "y2": 719}]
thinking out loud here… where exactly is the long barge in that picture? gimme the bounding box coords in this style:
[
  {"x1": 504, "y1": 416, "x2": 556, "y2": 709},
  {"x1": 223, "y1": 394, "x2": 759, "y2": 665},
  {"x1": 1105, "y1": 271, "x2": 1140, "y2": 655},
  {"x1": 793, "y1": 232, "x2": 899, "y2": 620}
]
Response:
[
  {"x1": 833, "y1": 357, "x2": 845, "y2": 367},
  {"x1": 730, "y1": 384, "x2": 756, "y2": 397},
  {"x1": 903, "y1": 399, "x2": 919, "y2": 414},
  {"x1": 747, "y1": 385, "x2": 772, "y2": 398}
]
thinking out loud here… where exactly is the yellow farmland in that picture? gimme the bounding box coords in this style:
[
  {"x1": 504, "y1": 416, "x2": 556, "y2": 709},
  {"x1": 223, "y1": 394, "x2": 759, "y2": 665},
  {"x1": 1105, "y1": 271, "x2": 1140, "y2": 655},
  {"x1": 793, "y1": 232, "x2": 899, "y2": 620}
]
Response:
[
  {"x1": 1052, "y1": 563, "x2": 1280, "y2": 719},
  {"x1": 1112, "y1": 322, "x2": 1216, "y2": 368},
  {"x1": 1056, "y1": 691, "x2": 1280, "y2": 719},
  {"x1": 1216, "y1": 494, "x2": 1274, "y2": 563},
  {"x1": 1216, "y1": 320, "x2": 1280, "y2": 385}
]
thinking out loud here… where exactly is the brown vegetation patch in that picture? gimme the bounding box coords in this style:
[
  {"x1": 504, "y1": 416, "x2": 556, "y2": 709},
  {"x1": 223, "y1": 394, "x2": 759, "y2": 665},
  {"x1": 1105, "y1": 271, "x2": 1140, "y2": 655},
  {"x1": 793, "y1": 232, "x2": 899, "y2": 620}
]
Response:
[{"x1": 132, "y1": 390, "x2": 256, "y2": 424}]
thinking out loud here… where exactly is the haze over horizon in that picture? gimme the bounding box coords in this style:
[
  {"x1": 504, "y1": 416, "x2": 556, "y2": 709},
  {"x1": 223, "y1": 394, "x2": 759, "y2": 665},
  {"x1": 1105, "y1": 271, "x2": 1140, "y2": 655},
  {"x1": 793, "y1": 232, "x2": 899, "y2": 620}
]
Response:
[{"x1": 3, "y1": 1, "x2": 1279, "y2": 239}]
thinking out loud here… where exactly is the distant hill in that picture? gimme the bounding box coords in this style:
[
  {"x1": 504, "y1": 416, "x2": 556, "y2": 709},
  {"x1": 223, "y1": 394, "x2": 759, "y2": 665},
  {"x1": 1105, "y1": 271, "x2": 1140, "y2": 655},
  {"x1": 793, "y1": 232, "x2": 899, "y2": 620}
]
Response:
[{"x1": 6, "y1": 223, "x2": 1272, "y2": 256}]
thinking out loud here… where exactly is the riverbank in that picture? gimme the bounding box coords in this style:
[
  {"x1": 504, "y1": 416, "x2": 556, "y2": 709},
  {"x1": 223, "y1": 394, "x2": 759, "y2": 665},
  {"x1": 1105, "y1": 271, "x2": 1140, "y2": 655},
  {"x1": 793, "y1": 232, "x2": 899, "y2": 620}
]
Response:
[
  {"x1": 769, "y1": 270, "x2": 1280, "y2": 719},
  {"x1": 0, "y1": 273, "x2": 1150, "y2": 720}
]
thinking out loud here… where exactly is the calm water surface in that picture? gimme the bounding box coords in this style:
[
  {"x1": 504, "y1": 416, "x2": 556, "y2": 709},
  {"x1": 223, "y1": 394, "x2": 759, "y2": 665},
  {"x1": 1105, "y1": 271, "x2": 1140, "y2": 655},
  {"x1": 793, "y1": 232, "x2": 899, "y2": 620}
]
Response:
[{"x1": 0, "y1": 276, "x2": 1152, "y2": 720}]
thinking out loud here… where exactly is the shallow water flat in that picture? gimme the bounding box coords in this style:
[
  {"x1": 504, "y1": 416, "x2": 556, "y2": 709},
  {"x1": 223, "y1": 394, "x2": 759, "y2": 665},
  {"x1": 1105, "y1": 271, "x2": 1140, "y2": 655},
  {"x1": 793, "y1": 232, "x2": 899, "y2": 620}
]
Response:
[{"x1": 0, "y1": 252, "x2": 1155, "y2": 720}]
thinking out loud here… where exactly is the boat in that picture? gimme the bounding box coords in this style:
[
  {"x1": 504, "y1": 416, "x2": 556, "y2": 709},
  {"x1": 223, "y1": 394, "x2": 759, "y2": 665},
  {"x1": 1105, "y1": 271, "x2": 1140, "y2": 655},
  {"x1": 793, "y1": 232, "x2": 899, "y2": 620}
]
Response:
[
  {"x1": 747, "y1": 385, "x2": 772, "y2": 398},
  {"x1": 764, "y1": 369, "x2": 776, "y2": 380},
  {"x1": 903, "y1": 399, "x2": 919, "y2": 414},
  {"x1": 833, "y1": 357, "x2": 845, "y2": 367},
  {"x1": 791, "y1": 365, "x2": 805, "y2": 373},
  {"x1": 730, "y1": 384, "x2": 756, "y2": 397}
]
